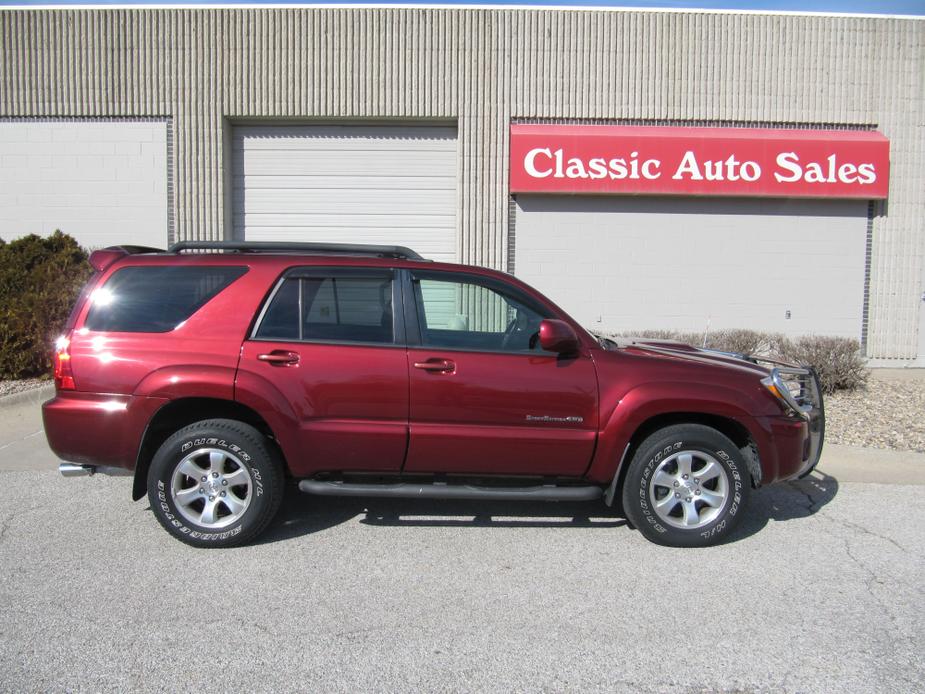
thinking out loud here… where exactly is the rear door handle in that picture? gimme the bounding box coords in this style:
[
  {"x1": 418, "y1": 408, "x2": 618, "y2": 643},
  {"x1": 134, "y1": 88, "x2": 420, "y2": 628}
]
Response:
[
  {"x1": 257, "y1": 350, "x2": 300, "y2": 366},
  {"x1": 413, "y1": 358, "x2": 456, "y2": 373}
]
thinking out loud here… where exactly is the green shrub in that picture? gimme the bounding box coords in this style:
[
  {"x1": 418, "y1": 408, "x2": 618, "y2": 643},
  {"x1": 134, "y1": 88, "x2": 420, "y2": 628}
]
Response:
[
  {"x1": 0, "y1": 232, "x2": 92, "y2": 379},
  {"x1": 605, "y1": 328, "x2": 868, "y2": 393}
]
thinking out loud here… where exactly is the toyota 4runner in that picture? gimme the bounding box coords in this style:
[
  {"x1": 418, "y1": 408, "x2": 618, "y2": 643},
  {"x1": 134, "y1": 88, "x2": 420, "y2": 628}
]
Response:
[{"x1": 43, "y1": 241, "x2": 824, "y2": 548}]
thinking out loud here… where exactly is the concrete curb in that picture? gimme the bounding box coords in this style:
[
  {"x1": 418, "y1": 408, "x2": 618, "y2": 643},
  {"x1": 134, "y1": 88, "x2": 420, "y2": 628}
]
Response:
[
  {"x1": 0, "y1": 384, "x2": 55, "y2": 410},
  {"x1": 816, "y1": 443, "x2": 924, "y2": 485}
]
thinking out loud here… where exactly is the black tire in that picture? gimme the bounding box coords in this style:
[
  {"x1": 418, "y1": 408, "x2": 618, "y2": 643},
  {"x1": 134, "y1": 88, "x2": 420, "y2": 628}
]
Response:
[
  {"x1": 621, "y1": 424, "x2": 751, "y2": 548},
  {"x1": 147, "y1": 418, "x2": 284, "y2": 548}
]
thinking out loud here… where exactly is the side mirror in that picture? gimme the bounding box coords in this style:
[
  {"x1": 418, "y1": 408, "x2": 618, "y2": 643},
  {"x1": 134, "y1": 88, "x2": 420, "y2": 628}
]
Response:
[{"x1": 539, "y1": 319, "x2": 581, "y2": 354}]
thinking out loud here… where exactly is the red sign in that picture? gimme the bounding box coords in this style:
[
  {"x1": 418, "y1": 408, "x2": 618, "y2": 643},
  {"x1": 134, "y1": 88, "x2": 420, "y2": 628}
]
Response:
[{"x1": 510, "y1": 125, "x2": 890, "y2": 199}]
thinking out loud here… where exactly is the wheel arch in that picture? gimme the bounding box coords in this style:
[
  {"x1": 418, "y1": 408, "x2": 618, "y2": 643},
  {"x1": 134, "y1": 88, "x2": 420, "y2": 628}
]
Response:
[
  {"x1": 605, "y1": 411, "x2": 762, "y2": 509},
  {"x1": 132, "y1": 397, "x2": 285, "y2": 501}
]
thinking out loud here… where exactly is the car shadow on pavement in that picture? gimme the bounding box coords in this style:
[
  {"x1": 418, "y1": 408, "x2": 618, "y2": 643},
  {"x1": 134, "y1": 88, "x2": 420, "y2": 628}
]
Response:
[
  {"x1": 725, "y1": 471, "x2": 839, "y2": 543},
  {"x1": 256, "y1": 483, "x2": 627, "y2": 544},
  {"x1": 257, "y1": 473, "x2": 837, "y2": 545},
  {"x1": 359, "y1": 498, "x2": 628, "y2": 529}
]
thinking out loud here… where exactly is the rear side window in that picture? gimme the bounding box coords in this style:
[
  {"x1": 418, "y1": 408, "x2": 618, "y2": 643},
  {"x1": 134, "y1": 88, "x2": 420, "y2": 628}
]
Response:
[
  {"x1": 84, "y1": 266, "x2": 248, "y2": 333},
  {"x1": 255, "y1": 274, "x2": 394, "y2": 344}
]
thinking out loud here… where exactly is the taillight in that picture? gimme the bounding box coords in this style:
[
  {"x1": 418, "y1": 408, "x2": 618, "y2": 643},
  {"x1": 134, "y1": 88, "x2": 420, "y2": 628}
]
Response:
[{"x1": 54, "y1": 333, "x2": 76, "y2": 391}]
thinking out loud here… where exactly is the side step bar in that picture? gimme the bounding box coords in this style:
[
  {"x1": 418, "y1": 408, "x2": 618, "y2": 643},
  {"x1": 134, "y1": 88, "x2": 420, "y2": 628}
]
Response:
[{"x1": 299, "y1": 480, "x2": 603, "y2": 502}]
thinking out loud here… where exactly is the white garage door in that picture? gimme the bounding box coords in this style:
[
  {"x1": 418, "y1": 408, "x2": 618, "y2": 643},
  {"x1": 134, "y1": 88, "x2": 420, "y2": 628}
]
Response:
[
  {"x1": 0, "y1": 120, "x2": 168, "y2": 249},
  {"x1": 514, "y1": 195, "x2": 869, "y2": 339},
  {"x1": 232, "y1": 124, "x2": 457, "y2": 263}
]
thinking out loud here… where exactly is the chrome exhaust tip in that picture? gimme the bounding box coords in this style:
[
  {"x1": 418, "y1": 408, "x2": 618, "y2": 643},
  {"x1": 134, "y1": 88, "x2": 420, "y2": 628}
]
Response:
[
  {"x1": 58, "y1": 463, "x2": 132, "y2": 477},
  {"x1": 59, "y1": 463, "x2": 95, "y2": 477}
]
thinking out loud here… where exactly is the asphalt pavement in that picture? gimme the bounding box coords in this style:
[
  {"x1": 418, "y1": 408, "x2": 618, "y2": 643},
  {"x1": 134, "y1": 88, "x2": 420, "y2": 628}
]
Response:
[{"x1": 1, "y1": 389, "x2": 923, "y2": 693}]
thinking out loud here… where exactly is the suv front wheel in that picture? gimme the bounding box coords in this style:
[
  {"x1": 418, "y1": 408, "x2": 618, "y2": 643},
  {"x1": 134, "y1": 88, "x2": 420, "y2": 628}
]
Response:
[
  {"x1": 148, "y1": 419, "x2": 284, "y2": 548},
  {"x1": 621, "y1": 423, "x2": 751, "y2": 547}
]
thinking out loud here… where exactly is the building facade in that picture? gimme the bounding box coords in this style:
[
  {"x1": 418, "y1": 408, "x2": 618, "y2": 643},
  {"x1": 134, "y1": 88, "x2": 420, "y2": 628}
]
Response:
[{"x1": 1, "y1": 8, "x2": 922, "y2": 362}]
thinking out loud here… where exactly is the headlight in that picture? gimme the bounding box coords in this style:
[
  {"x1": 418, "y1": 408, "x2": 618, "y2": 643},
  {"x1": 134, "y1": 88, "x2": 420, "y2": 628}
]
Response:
[{"x1": 761, "y1": 368, "x2": 810, "y2": 419}]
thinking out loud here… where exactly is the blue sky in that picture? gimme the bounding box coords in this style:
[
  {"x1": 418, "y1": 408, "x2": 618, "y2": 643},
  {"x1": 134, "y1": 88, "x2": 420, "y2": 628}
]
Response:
[{"x1": 0, "y1": 0, "x2": 922, "y2": 13}]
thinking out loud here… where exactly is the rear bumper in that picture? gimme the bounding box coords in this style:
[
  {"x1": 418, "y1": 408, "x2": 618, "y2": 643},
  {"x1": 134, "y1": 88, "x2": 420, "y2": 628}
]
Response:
[{"x1": 42, "y1": 391, "x2": 167, "y2": 472}]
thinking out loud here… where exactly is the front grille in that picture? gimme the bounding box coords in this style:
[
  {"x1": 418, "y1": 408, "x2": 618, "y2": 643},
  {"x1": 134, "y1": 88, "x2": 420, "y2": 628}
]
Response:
[
  {"x1": 779, "y1": 368, "x2": 822, "y2": 413},
  {"x1": 756, "y1": 361, "x2": 823, "y2": 420},
  {"x1": 757, "y1": 360, "x2": 826, "y2": 476}
]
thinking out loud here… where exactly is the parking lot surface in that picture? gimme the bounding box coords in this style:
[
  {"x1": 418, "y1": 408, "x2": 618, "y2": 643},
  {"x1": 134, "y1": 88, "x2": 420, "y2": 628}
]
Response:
[{"x1": 1, "y1": 394, "x2": 923, "y2": 693}]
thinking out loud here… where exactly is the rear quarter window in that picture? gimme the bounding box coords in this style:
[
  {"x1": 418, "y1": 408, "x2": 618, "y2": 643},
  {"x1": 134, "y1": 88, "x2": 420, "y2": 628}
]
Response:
[{"x1": 83, "y1": 266, "x2": 248, "y2": 333}]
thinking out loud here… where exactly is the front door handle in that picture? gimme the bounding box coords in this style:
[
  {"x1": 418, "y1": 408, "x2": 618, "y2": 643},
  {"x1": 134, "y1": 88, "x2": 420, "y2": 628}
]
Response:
[
  {"x1": 413, "y1": 358, "x2": 456, "y2": 373},
  {"x1": 257, "y1": 350, "x2": 300, "y2": 366}
]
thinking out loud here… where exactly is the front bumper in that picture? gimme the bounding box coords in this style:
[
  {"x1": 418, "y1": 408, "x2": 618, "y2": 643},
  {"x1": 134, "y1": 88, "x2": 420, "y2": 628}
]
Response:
[
  {"x1": 757, "y1": 364, "x2": 825, "y2": 481},
  {"x1": 799, "y1": 368, "x2": 826, "y2": 478}
]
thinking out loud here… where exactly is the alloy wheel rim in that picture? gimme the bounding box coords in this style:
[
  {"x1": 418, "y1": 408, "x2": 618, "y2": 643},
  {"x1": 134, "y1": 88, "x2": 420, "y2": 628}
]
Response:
[
  {"x1": 648, "y1": 450, "x2": 729, "y2": 530},
  {"x1": 170, "y1": 448, "x2": 253, "y2": 529}
]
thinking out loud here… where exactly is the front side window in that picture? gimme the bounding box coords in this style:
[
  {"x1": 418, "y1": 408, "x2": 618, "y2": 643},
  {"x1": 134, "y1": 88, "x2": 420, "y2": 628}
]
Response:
[
  {"x1": 256, "y1": 273, "x2": 394, "y2": 345},
  {"x1": 412, "y1": 274, "x2": 549, "y2": 352},
  {"x1": 84, "y1": 266, "x2": 248, "y2": 333}
]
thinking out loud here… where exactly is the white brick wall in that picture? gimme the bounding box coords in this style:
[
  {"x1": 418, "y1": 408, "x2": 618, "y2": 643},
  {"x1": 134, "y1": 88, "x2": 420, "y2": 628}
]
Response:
[
  {"x1": 514, "y1": 195, "x2": 869, "y2": 340},
  {"x1": 0, "y1": 121, "x2": 168, "y2": 250}
]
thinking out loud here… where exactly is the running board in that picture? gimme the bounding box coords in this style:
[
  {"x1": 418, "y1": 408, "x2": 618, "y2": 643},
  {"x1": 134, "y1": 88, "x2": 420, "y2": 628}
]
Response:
[{"x1": 298, "y1": 480, "x2": 603, "y2": 502}]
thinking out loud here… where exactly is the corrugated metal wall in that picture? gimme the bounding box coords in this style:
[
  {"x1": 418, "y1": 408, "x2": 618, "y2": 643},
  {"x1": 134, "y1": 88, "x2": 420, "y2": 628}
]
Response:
[{"x1": 0, "y1": 9, "x2": 922, "y2": 358}]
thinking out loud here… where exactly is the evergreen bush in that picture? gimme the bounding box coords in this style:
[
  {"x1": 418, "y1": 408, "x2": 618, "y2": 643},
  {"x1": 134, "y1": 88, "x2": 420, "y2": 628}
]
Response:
[{"x1": 0, "y1": 232, "x2": 92, "y2": 379}]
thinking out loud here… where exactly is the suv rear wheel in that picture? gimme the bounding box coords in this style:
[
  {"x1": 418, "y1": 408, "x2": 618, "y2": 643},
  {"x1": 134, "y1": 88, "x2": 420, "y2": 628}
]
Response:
[
  {"x1": 147, "y1": 419, "x2": 284, "y2": 548},
  {"x1": 621, "y1": 423, "x2": 751, "y2": 547}
]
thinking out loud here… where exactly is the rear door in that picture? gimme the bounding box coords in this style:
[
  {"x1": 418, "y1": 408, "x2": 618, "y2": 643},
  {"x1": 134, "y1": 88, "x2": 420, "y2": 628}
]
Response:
[
  {"x1": 403, "y1": 269, "x2": 599, "y2": 477},
  {"x1": 239, "y1": 267, "x2": 409, "y2": 474}
]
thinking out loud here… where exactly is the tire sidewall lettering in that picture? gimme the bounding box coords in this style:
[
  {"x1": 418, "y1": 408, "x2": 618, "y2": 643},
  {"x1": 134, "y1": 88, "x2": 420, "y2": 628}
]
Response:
[
  {"x1": 634, "y1": 438, "x2": 744, "y2": 541},
  {"x1": 156, "y1": 434, "x2": 260, "y2": 542}
]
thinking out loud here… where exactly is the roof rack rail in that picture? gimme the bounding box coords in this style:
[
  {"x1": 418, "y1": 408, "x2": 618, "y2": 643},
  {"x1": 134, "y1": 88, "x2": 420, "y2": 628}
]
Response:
[{"x1": 167, "y1": 241, "x2": 425, "y2": 261}]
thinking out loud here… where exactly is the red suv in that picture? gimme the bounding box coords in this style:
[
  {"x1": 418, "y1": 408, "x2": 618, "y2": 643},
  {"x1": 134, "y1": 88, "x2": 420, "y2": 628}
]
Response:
[{"x1": 43, "y1": 241, "x2": 824, "y2": 548}]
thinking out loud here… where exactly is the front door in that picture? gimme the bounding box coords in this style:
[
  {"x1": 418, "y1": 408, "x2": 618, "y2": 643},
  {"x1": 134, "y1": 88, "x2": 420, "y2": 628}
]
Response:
[
  {"x1": 404, "y1": 270, "x2": 598, "y2": 477},
  {"x1": 238, "y1": 267, "x2": 408, "y2": 476}
]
